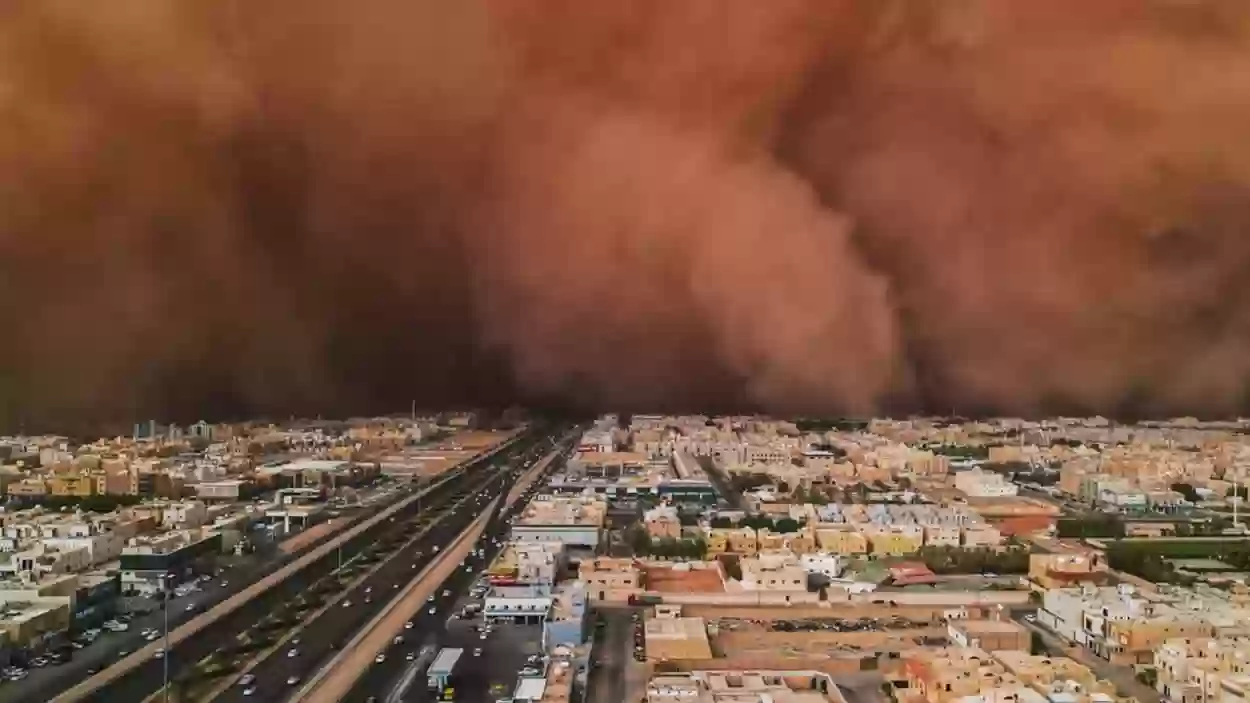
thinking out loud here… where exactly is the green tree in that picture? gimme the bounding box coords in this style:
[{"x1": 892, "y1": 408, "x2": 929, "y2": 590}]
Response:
[
  {"x1": 627, "y1": 526, "x2": 652, "y2": 556},
  {"x1": 709, "y1": 516, "x2": 733, "y2": 529},
  {"x1": 1171, "y1": 483, "x2": 1202, "y2": 503},
  {"x1": 774, "y1": 518, "x2": 802, "y2": 534}
]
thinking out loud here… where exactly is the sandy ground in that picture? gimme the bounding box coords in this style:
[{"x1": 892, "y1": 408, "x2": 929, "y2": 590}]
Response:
[{"x1": 645, "y1": 567, "x2": 726, "y2": 593}]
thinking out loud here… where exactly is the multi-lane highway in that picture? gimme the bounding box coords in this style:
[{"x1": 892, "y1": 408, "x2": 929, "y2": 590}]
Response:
[
  {"x1": 57, "y1": 425, "x2": 564, "y2": 703},
  {"x1": 212, "y1": 483, "x2": 506, "y2": 701},
  {"x1": 338, "y1": 446, "x2": 566, "y2": 703}
]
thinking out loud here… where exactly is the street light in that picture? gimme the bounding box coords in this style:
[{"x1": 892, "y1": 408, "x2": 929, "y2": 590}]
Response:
[{"x1": 162, "y1": 573, "x2": 173, "y2": 703}]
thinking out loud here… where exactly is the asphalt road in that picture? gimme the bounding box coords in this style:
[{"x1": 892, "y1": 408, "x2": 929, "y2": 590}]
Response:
[
  {"x1": 63, "y1": 427, "x2": 561, "y2": 703},
  {"x1": 3, "y1": 498, "x2": 385, "y2": 703},
  {"x1": 211, "y1": 434, "x2": 568, "y2": 703},
  {"x1": 341, "y1": 475, "x2": 552, "y2": 703},
  {"x1": 587, "y1": 610, "x2": 631, "y2": 703},
  {"x1": 213, "y1": 490, "x2": 504, "y2": 702}
]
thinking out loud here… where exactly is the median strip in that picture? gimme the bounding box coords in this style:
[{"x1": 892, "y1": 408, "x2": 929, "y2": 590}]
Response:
[
  {"x1": 293, "y1": 495, "x2": 502, "y2": 703},
  {"x1": 52, "y1": 436, "x2": 522, "y2": 703}
]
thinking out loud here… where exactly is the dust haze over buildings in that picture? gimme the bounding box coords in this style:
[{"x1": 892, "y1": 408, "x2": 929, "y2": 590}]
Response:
[{"x1": 3, "y1": 0, "x2": 1250, "y2": 430}]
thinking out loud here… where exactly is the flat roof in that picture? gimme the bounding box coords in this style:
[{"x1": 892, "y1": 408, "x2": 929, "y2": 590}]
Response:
[
  {"x1": 515, "y1": 677, "x2": 548, "y2": 701},
  {"x1": 429, "y1": 647, "x2": 463, "y2": 674}
]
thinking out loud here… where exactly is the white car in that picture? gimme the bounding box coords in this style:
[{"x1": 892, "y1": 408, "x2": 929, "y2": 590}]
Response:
[
  {"x1": 287, "y1": 648, "x2": 299, "y2": 658},
  {"x1": 153, "y1": 649, "x2": 166, "y2": 659},
  {"x1": 287, "y1": 676, "x2": 301, "y2": 685},
  {"x1": 428, "y1": 607, "x2": 436, "y2": 615},
  {"x1": 374, "y1": 653, "x2": 386, "y2": 663},
  {"x1": 405, "y1": 621, "x2": 414, "y2": 629}
]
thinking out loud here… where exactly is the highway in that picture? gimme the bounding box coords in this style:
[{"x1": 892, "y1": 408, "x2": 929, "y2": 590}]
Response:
[
  {"x1": 213, "y1": 485, "x2": 507, "y2": 701},
  {"x1": 337, "y1": 450, "x2": 564, "y2": 703},
  {"x1": 60, "y1": 425, "x2": 562, "y2": 703},
  {"x1": 7, "y1": 483, "x2": 413, "y2": 703}
]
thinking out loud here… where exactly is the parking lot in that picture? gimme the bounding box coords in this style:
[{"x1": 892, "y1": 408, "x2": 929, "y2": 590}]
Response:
[
  {"x1": 714, "y1": 615, "x2": 937, "y2": 634},
  {"x1": 0, "y1": 571, "x2": 236, "y2": 700}
]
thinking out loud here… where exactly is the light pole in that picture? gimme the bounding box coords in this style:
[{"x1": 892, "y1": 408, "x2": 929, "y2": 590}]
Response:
[{"x1": 162, "y1": 573, "x2": 172, "y2": 703}]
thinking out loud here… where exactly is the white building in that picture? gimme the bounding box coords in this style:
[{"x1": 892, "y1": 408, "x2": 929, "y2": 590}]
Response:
[
  {"x1": 953, "y1": 468, "x2": 1019, "y2": 498},
  {"x1": 799, "y1": 553, "x2": 844, "y2": 580}
]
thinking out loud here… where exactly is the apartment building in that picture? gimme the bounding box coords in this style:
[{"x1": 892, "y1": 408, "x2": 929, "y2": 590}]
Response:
[
  {"x1": 738, "y1": 553, "x2": 808, "y2": 591},
  {"x1": 1157, "y1": 636, "x2": 1250, "y2": 703},
  {"x1": 646, "y1": 670, "x2": 844, "y2": 703},
  {"x1": 954, "y1": 468, "x2": 1020, "y2": 498},
  {"x1": 1040, "y1": 586, "x2": 1222, "y2": 665},
  {"x1": 644, "y1": 505, "x2": 682, "y2": 540},
  {"x1": 1029, "y1": 554, "x2": 1110, "y2": 589},
  {"x1": 814, "y1": 526, "x2": 869, "y2": 555},
  {"x1": 577, "y1": 557, "x2": 641, "y2": 603},
  {"x1": 904, "y1": 648, "x2": 1132, "y2": 703}
]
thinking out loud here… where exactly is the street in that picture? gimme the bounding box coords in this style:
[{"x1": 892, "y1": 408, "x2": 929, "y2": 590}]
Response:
[{"x1": 1015, "y1": 615, "x2": 1158, "y2": 703}]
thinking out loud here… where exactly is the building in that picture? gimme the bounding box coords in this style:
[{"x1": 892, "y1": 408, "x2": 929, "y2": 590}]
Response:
[
  {"x1": 642, "y1": 607, "x2": 712, "y2": 661},
  {"x1": 1039, "y1": 585, "x2": 1223, "y2": 665},
  {"x1": 1157, "y1": 636, "x2": 1250, "y2": 703},
  {"x1": 483, "y1": 585, "x2": 552, "y2": 625},
  {"x1": 646, "y1": 670, "x2": 845, "y2": 703},
  {"x1": 578, "y1": 557, "x2": 642, "y2": 603},
  {"x1": 542, "y1": 583, "x2": 588, "y2": 652},
  {"x1": 947, "y1": 619, "x2": 1031, "y2": 651},
  {"x1": 1029, "y1": 553, "x2": 1110, "y2": 589},
  {"x1": 954, "y1": 468, "x2": 1020, "y2": 498},
  {"x1": 738, "y1": 553, "x2": 807, "y2": 592},
  {"x1": 644, "y1": 506, "x2": 682, "y2": 540},
  {"x1": 119, "y1": 529, "x2": 223, "y2": 593},
  {"x1": 510, "y1": 496, "x2": 606, "y2": 549}
]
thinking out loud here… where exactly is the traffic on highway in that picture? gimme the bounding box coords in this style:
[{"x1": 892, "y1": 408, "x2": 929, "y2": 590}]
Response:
[
  {"x1": 340, "y1": 446, "x2": 567, "y2": 702},
  {"x1": 54, "y1": 425, "x2": 565, "y2": 703}
]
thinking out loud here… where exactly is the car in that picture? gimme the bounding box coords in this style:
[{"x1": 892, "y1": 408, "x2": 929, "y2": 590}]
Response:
[
  {"x1": 287, "y1": 648, "x2": 299, "y2": 658},
  {"x1": 118, "y1": 650, "x2": 130, "y2": 658},
  {"x1": 343, "y1": 600, "x2": 352, "y2": 607},
  {"x1": 239, "y1": 674, "x2": 256, "y2": 686},
  {"x1": 153, "y1": 649, "x2": 166, "y2": 659},
  {"x1": 185, "y1": 604, "x2": 197, "y2": 612},
  {"x1": 374, "y1": 653, "x2": 386, "y2": 663},
  {"x1": 287, "y1": 676, "x2": 301, "y2": 685},
  {"x1": 243, "y1": 687, "x2": 257, "y2": 696},
  {"x1": 428, "y1": 607, "x2": 437, "y2": 615},
  {"x1": 406, "y1": 651, "x2": 417, "y2": 661},
  {"x1": 221, "y1": 581, "x2": 229, "y2": 588},
  {"x1": 405, "y1": 621, "x2": 414, "y2": 629},
  {"x1": 393, "y1": 636, "x2": 404, "y2": 645},
  {"x1": 473, "y1": 647, "x2": 483, "y2": 657},
  {"x1": 365, "y1": 597, "x2": 372, "y2": 604}
]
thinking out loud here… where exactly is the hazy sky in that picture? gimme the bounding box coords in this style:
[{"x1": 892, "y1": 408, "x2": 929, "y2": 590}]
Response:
[{"x1": 3, "y1": 0, "x2": 1250, "y2": 430}]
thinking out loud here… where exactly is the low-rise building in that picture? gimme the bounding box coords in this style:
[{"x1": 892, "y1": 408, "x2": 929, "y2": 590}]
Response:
[
  {"x1": 578, "y1": 557, "x2": 641, "y2": 603},
  {"x1": 511, "y1": 496, "x2": 606, "y2": 549}
]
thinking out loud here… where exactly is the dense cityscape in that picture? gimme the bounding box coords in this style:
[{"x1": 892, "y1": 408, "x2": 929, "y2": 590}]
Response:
[{"x1": 2, "y1": 413, "x2": 1250, "y2": 703}]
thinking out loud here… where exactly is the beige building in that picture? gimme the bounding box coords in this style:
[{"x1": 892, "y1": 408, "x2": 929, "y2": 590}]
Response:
[
  {"x1": 1157, "y1": 636, "x2": 1250, "y2": 703},
  {"x1": 739, "y1": 553, "x2": 808, "y2": 591},
  {"x1": 647, "y1": 670, "x2": 845, "y2": 703},
  {"x1": 578, "y1": 557, "x2": 642, "y2": 602},
  {"x1": 643, "y1": 607, "x2": 713, "y2": 661}
]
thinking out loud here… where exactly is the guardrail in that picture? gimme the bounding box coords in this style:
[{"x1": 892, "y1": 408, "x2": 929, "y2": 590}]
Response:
[{"x1": 52, "y1": 430, "x2": 532, "y2": 703}]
